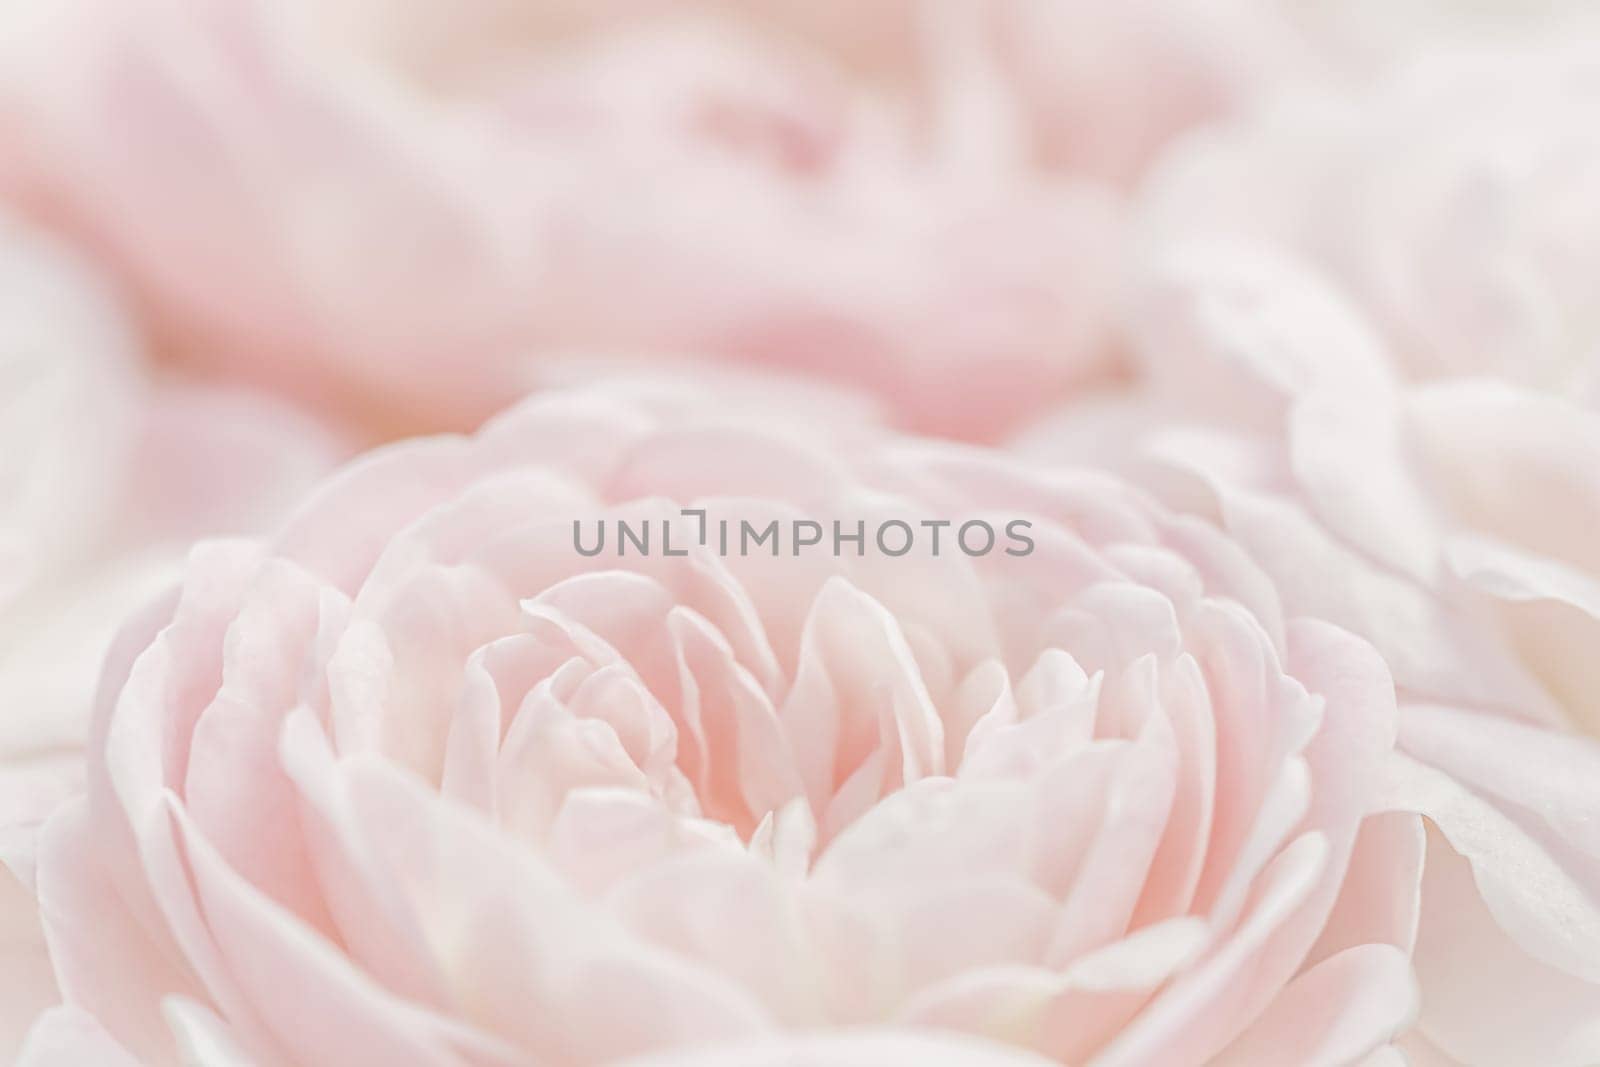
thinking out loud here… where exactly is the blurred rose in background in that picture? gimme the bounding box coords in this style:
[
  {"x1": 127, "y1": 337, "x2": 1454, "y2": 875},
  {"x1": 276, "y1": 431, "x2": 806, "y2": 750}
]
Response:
[
  {"x1": 1, "y1": 1, "x2": 1599, "y2": 1065},
  {"x1": 1139, "y1": 44, "x2": 1600, "y2": 396},
  {"x1": 0, "y1": 0, "x2": 1311, "y2": 440}
]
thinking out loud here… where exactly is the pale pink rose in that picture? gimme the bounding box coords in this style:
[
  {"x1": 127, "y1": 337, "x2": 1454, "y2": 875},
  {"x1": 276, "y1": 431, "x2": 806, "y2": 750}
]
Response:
[
  {"x1": 0, "y1": 210, "x2": 343, "y2": 1059},
  {"x1": 0, "y1": 0, "x2": 1135, "y2": 441},
  {"x1": 441, "y1": 0, "x2": 1305, "y2": 184},
  {"x1": 1020, "y1": 242, "x2": 1600, "y2": 1065},
  {"x1": 16, "y1": 381, "x2": 1415, "y2": 1064},
  {"x1": 1138, "y1": 44, "x2": 1600, "y2": 398}
]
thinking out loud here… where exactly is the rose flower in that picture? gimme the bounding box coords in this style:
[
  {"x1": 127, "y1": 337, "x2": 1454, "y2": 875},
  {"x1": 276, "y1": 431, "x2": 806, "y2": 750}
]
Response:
[
  {"x1": 18, "y1": 382, "x2": 1413, "y2": 1064},
  {"x1": 0, "y1": 0, "x2": 1143, "y2": 441},
  {"x1": 1138, "y1": 44, "x2": 1600, "y2": 399}
]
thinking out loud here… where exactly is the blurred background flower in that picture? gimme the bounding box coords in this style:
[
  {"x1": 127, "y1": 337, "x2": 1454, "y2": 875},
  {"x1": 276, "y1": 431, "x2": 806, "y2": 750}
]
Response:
[
  {"x1": 1139, "y1": 43, "x2": 1600, "y2": 397},
  {"x1": 0, "y1": 0, "x2": 1309, "y2": 441}
]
